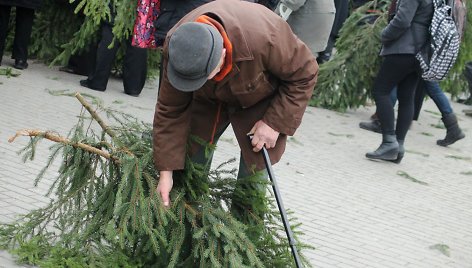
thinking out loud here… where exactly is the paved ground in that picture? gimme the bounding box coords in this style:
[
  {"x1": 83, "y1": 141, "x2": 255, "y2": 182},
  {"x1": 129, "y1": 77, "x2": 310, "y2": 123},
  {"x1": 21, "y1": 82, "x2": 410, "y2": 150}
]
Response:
[{"x1": 1, "y1": 57, "x2": 472, "y2": 268}]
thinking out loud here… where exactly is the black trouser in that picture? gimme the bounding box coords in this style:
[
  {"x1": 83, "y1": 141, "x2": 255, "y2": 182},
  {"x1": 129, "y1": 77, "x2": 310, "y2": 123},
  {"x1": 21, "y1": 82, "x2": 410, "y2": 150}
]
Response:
[
  {"x1": 0, "y1": 5, "x2": 35, "y2": 62},
  {"x1": 373, "y1": 54, "x2": 420, "y2": 141},
  {"x1": 87, "y1": 23, "x2": 148, "y2": 95},
  {"x1": 67, "y1": 46, "x2": 96, "y2": 76},
  {"x1": 318, "y1": 0, "x2": 349, "y2": 60}
]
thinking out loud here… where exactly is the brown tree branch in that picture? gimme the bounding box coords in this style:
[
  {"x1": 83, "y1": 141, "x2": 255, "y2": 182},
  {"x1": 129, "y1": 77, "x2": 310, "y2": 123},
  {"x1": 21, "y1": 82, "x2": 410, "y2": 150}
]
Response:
[
  {"x1": 8, "y1": 129, "x2": 119, "y2": 162},
  {"x1": 75, "y1": 92, "x2": 117, "y2": 138}
]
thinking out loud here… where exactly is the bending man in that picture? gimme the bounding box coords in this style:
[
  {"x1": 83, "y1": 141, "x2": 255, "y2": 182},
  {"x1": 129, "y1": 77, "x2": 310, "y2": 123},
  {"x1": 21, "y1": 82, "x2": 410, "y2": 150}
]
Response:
[{"x1": 152, "y1": 0, "x2": 318, "y2": 217}]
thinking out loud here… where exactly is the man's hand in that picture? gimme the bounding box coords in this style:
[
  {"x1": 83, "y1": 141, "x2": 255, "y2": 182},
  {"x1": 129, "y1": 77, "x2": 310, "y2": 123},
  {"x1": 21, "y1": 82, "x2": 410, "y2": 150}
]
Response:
[
  {"x1": 249, "y1": 120, "x2": 280, "y2": 152},
  {"x1": 156, "y1": 170, "x2": 173, "y2": 207}
]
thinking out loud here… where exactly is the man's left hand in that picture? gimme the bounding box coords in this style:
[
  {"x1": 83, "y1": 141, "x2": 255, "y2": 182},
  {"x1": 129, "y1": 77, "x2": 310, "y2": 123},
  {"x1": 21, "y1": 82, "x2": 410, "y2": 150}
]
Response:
[{"x1": 249, "y1": 120, "x2": 280, "y2": 152}]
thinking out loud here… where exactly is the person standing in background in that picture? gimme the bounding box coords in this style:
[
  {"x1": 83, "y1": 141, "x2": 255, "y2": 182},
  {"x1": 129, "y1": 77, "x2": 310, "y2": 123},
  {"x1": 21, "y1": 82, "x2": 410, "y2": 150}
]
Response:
[
  {"x1": 0, "y1": 0, "x2": 42, "y2": 69},
  {"x1": 317, "y1": 0, "x2": 348, "y2": 64},
  {"x1": 80, "y1": 5, "x2": 148, "y2": 97},
  {"x1": 276, "y1": 0, "x2": 336, "y2": 57}
]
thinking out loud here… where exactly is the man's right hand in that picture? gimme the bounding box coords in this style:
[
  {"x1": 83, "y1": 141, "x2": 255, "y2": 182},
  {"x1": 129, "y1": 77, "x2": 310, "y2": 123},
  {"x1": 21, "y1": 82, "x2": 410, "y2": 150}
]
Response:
[{"x1": 157, "y1": 170, "x2": 173, "y2": 207}]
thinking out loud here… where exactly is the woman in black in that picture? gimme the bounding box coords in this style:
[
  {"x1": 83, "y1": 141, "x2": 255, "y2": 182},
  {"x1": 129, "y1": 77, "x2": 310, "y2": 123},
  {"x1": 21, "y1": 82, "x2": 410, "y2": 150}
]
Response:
[{"x1": 366, "y1": 0, "x2": 433, "y2": 163}]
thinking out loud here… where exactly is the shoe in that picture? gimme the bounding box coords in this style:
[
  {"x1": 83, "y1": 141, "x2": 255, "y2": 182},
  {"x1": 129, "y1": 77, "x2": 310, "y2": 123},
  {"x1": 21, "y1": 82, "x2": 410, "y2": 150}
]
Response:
[
  {"x1": 437, "y1": 113, "x2": 465, "y2": 146},
  {"x1": 59, "y1": 66, "x2": 78, "y2": 74},
  {"x1": 359, "y1": 120, "x2": 382, "y2": 134},
  {"x1": 13, "y1": 59, "x2": 28, "y2": 70},
  {"x1": 80, "y1": 79, "x2": 106, "y2": 92},
  {"x1": 124, "y1": 91, "x2": 140, "y2": 97},
  {"x1": 387, "y1": 139, "x2": 404, "y2": 164},
  {"x1": 366, "y1": 134, "x2": 399, "y2": 161},
  {"x1": 316, "y1": 52, "x2": 331, "y2": 64}
]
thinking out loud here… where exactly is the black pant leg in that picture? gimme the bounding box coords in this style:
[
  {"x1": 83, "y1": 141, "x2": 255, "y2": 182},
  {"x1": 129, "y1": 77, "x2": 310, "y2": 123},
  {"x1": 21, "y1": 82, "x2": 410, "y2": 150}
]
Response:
[
  {"x1": 318, "y1": 0, "x2": 349, "y2": 60},
  {"x1": 87, "y1": 23, "x2": 119, "y2": 90},
  {"x1": 0, "y1": 5, "x2": 12, "y2": 62},
  {"x1": 12, "y1": 7, "x2": 35, "y2": 61},
  {"x1": 373, "y1": 55, "x2": 419, "y2": 137},
  {"x1": 122, "y1": 40, "x2": 147, "y2": 95},
  {"x1": 395, "y1": 71, "x2": 419, "y2": 140}
]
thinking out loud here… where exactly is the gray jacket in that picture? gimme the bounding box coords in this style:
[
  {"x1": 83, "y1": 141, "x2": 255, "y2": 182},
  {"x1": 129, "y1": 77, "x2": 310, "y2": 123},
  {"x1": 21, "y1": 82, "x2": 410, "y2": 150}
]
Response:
[
  {"x1": 380, "y1": 0, "x2": 433, "y2": 56},
  {"x1": 281, "y1": 0, "x2": 336, "y2": 54}
]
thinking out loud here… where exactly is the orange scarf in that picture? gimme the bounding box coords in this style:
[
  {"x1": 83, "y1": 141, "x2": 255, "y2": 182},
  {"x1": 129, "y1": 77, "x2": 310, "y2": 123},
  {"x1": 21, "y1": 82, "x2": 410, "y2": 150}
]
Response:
[{"x1": 195, "y1": 15, "x2": 233, "y2": 81}]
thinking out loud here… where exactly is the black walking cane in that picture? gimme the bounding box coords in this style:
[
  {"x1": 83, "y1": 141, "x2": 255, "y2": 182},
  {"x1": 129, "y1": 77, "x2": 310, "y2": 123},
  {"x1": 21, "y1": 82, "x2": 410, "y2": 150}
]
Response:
[{"x1": 248, "y1": 135, "x2": 302, "y2": 268}]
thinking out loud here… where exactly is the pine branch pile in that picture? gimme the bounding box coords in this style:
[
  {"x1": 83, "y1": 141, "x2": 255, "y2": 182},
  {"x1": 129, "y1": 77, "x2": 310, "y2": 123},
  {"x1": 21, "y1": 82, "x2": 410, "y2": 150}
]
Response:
[
  {"x1": 0, "y1": 93, "x2": 311, "y2": 267},
  {"x1": 310, "y1": 0, "x2": 389, "y2": 111}
]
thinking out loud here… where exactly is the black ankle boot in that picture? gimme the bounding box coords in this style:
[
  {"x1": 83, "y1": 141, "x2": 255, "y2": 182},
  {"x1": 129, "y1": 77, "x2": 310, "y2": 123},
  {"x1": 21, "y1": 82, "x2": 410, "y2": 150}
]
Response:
[
  {"x1": 387, "y1": 139, "x2": 404, "y2": 164},
  {"x1": 366, "y1": 134, "x2": 399, "y2": 161},
  {"x1": 359, "y1": 119, "x2": 382, "y2": 134},
  {"x1": 437, "y1": 113, "x2": 465, "y2": 146}
]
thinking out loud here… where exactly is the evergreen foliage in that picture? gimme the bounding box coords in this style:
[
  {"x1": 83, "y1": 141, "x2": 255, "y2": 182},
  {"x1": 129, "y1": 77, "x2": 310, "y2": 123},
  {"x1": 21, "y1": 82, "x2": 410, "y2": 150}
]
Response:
[
  {"x1": 0, "y1": 94, "x2": 312, "y2": 267},
  {"x1": 310, "y1": 0, "x2": 388, "y2": 111},
  {"x1": 25, "y1": 0, "x2": 160, "y2": 76}
]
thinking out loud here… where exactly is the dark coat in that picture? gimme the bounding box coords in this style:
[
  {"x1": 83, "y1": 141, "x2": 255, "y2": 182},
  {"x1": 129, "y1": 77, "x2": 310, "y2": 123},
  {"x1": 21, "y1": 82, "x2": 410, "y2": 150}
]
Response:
[
  {"x1": 154, "y1": 0, "x2": 211, "y2": 40},
  {"x1": 153, "y1": 0, "x2": 318, "y2": 172},
  {"x1": 380, "y1": 0, "x2": 433, "y2": 56},
  {"x1": 0, "y1": 0, "x2": 42, "y2": 9}
]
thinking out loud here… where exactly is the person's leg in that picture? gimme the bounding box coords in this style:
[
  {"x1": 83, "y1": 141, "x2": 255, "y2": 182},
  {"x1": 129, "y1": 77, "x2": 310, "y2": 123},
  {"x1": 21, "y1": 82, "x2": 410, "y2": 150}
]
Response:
[
  {"x1": 367, "y1": 55, "x2": 417, "y2": 161},
  {"x1": 12, "y1": 7, "x2": 35, "y2": 69},
  {"x1": 395, "y1": 72, "x2": 419, "y2": 142},
  {"x1": 317, "y1": 0, "x2": 349, "y2": 64},
  {"x1": 0, "y1": 5, "x2": 11, "y2": 65},
  {"x1": 62, "y1": 43, "x2": 97, "y2": 76},
  {"x1": 359, "y1": 86, "x2": 398, "y2": 134},
  {"x1": 436, "y1": 112, "x2": 466, "y2": 146},
  {"x1": 422, "y1": 80, "x2": 465, "y2": 146},
  {"x1": 412, "y1": 79, "x2": 426, "y2": 121},
  {"x1": 423, "y1": 81, "x2": 453, "y2": 115},
  {"x1": 373, "y1": 61, "x2": 400, "y2": 136},
  {"x1": 81, "y1": 23, "x2": 119, "y2": 91},
  {"x1": 230, "y1": 154, "x2": 268, "y2": 243},
  {"x1": 122, "y1": 40, "x2": 147, "y2": 96},
  {"x1": 465, "y1": 62, "x2": 472, "y2": 101},
  {"x1": 188, "y1": 120, "x2": 231, "y2": 177}
]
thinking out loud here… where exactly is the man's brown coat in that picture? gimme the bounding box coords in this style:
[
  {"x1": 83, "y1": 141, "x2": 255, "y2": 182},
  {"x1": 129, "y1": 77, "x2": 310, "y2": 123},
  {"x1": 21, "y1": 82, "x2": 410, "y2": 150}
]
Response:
[{"x1": 153, "y1": 0, "x2": 318, "y2": 173}]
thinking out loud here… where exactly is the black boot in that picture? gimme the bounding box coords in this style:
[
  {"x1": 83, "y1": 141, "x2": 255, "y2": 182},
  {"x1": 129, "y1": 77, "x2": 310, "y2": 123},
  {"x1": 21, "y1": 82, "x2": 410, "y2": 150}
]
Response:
[
  {"x1": 459, "y1": 62, "x2": 472, "y2": 104},
  {"x1": 366, "y1": 134, "x2": 399, "y2": 161},
  {"x1": 387, "y1": 139, "x2": 404, "y2": 164},
  {"x1": 359, "y1": 119, "x2": 382, "y2": 133},
  {"x1": 437, "y1": 113, "x2": 465, "y2": 146}
]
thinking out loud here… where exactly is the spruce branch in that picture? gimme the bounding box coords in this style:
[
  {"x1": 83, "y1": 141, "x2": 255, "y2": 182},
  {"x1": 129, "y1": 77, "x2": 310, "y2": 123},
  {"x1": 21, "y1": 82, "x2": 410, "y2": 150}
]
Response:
[
  {"x1": 8, "y1": 129, "x2": 117, "y2": 162},
  {"x1": 75, "y1": 92, "x2": 117, "y2": 138}
]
